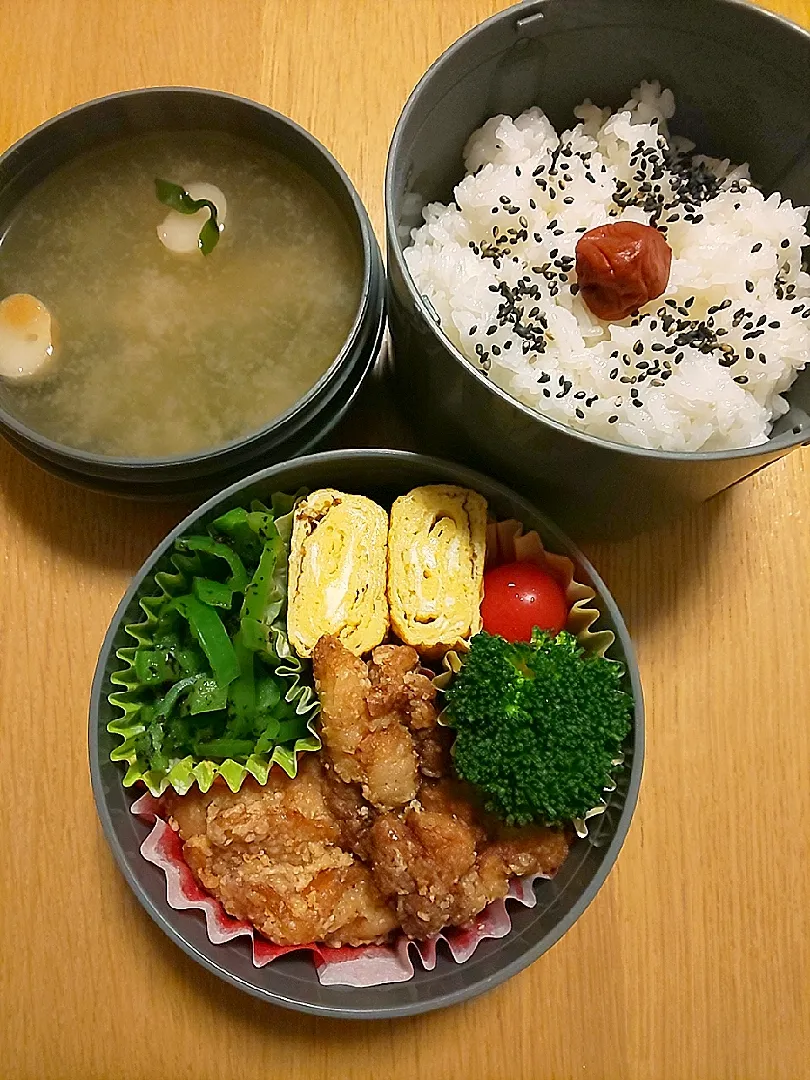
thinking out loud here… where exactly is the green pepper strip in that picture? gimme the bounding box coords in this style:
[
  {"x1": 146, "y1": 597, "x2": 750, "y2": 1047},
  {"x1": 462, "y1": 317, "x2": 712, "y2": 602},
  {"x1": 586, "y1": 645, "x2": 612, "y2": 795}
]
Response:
[
  {"x1": 154, "y1": 675, "x2": 205, "y2": 720},
  {"x1": 172, "y1": 594, "x2": 240, "y2": 687},
  {"x1": 209, "y1": 507, "x2": 264, "y2": 564},
  {"x1": 193, "y1": 577, "x2": 234, "y2": 609},
  {"x1": 256, "y1": 675, "x2": 281, "y2": 713},
  {"x1": 134, "y1": 648, "x2": 175, "y2": 686},
  {"x1": 194, "y1": 738, "x2": 256, "y2": 759},
  {"x1": 240, "y1": 532, "x2": 284, "y2": 625},
  {"x1": 188, "y1": 676, "x2": 228, "y2": 715},
  {"x1": 227, "y1": 632, "x2": 256, "y2": 737},
  {"x1": 175, "y1": 536, "x2": 249, "y2": 593}
]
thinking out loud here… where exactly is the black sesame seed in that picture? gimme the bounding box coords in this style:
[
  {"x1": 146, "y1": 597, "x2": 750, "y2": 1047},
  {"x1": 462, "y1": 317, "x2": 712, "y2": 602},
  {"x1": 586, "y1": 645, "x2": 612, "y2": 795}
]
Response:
[
  {"x1": 781, "y1": 238, "x2": 790, "y2": 249},
  {"x1": 745, "y1": 280, "x2": 754, "y2": 293},
  {"x1": 733, "y1": 375, "x2": 748, "y2": 384},
  {"x1": 632, "y1": 399, "x2": 643, "y2": 408},
  {"x1": 608, "y1": 415, "x2": 619, "y2": 424},
  {"x1": 575, "y1": 408, "x2": 585, "y2": 419},
  {"x1": 633, "y1": 341, "x2": 644, "y2": 355}
]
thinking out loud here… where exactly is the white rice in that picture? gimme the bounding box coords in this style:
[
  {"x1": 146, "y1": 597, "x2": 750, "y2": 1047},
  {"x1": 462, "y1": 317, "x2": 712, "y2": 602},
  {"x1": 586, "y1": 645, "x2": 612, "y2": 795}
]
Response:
[{"x1": 404, "y1": 82, "x2": 810, "y2": 451}]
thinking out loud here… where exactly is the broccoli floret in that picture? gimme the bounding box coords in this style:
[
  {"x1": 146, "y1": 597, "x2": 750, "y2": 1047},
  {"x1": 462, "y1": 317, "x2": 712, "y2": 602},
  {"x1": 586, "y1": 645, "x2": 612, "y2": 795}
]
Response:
[{"x1": 445, "y1": 629, "x2": 632, "y2": 826}]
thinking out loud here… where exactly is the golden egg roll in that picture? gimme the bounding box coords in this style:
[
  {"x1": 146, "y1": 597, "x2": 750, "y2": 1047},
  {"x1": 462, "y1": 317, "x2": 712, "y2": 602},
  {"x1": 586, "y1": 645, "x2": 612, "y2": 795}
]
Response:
[
  {"x1": 287, "y1": 489, "x2": 389, "y2": 657},
  {"x1": 388, "y1": 485, "x2": 487, "y2": 655}
]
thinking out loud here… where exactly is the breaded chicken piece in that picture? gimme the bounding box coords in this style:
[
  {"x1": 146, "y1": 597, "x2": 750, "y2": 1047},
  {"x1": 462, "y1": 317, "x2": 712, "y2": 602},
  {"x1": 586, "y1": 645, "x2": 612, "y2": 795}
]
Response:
[
  {"x1": 164, "y1": 757, "x2": 397, "y2": 947},
  {"x1": 313, "y1": 635, "x2": 422, "y2": 808},
  {"x1": 313, "y1": 636, "x2": 570, "y2": 937},
  {"x1": 164, "y1": 638, "x2": 570, "y2": 947},
  {"x1": 364, "y1": 779, "x2": 571, "y2": 938},
  {"x1": 366, "y1": 644, "x2": 439, "y2": 730},
  {"x1": 321, "y1": 761, "x2": 376, "y2": 852}
]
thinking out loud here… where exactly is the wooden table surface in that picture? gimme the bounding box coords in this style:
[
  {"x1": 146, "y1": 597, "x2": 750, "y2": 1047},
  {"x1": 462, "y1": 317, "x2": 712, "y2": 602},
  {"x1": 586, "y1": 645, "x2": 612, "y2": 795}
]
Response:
[{"x1": 1, "y1": 1, "x2": 809, "y2": 1078}]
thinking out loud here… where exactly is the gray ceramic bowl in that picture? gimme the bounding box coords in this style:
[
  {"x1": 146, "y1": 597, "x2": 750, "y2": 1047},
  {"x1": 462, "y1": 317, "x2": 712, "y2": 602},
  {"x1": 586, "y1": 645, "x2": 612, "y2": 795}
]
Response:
[
  {"x1": 0, "y1": 88, "x2": 385, "y2": 498},
  {"x1": 89, "y1": 449, "x2": 643, "y2": 1019},
  {"x1": 386, "y1": 0, "x2": 810, "y2": 538}
]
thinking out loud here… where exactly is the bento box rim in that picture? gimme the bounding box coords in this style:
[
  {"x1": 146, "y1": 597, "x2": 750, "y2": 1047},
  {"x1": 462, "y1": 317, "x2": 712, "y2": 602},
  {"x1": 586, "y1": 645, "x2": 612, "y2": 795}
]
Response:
[{"x1": 88, "y1": 448, "x2": 644, "y2": 1019}]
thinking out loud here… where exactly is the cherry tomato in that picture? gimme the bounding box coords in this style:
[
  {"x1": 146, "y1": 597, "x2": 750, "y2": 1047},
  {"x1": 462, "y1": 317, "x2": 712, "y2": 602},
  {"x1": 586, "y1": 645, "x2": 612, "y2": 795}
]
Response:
[{"x1": 480, "y1": 561, "x2": 568, "y2": 642}]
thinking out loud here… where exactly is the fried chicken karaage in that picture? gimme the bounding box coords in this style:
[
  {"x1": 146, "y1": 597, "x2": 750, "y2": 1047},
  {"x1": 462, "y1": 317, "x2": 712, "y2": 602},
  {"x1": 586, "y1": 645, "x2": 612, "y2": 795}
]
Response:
[
  {"x1": 166, "y1": 635, "x2": 571, "y2": 946},
  {"x1": 164, "y1": 756, "x2": 397, "y2": 947}
]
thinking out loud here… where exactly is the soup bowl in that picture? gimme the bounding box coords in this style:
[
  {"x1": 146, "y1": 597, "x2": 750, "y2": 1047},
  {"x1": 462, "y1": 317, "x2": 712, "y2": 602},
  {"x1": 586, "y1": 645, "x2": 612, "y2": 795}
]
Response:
[
  {"x1": 0, "y1": 88, "x2": 385, "y2": 497},
  {"x1": 89, "y1": 449, "x2": 643, "y2": 1018},
  {"x1": 385, "y1": 0, "x2": 810, "y2": 538}
]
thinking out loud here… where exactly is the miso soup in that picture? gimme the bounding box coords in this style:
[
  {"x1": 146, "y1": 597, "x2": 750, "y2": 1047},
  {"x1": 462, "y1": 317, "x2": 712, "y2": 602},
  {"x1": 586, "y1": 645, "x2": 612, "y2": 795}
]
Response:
[{"x1": 0, "y1": 131, "x2": 364, "y2": 458}]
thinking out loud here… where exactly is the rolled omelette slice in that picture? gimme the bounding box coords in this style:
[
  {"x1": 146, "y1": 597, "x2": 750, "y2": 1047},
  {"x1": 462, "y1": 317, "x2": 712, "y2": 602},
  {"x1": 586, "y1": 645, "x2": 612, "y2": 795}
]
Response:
[
  {"x1": 287, "y1": 489, "x2": 389, "y2": 657},
  {"x1": 388, "y1": 485, "x2": 487, "y2": 655}
]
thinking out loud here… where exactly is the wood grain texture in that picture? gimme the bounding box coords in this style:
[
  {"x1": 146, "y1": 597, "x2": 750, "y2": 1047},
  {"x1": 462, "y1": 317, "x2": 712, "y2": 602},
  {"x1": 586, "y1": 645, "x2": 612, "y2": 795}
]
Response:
[{"x1": 0, "y1": 1, "x2": 809, "y2": 1078}]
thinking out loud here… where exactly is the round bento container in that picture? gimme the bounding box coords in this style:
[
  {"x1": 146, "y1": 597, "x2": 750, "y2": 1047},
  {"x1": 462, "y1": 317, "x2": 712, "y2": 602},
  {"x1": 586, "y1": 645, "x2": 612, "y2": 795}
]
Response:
[
  {"x1": 0, "y1": 88, "x2": 385, "y2": 498},
  {"x1": 89, "y1": 449, "x2": 644, "y2": 1019},
  {"x1": 385, "y1": 0, "x2": 810, "y2": 539}
]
